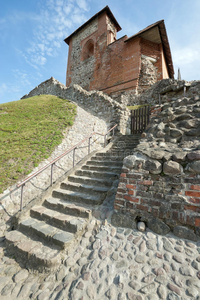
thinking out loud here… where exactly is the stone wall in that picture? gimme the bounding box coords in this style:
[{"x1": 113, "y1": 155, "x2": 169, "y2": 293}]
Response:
[
  {"x1": 22, "y1": 77, "x2": 130, "y2": 135},
  {"x1": 134, "y1": 79, "x2": 200, "y2": 106},
  {"x1": 113, "y1": 89, "x2": 200, "y2": 240},
  {"x1": 0, "y1": 76, "x2": 130, "y2": 214},
  {"x1": 67, "y1": 17, "x2": 98, "y2": 89},
  {"x1": 113, "y1": 79, "x2": 200, "y2": 107},
  {"x1": 137, "y1": 56, "x2": 158, "y2": 94},
  {"x1": 114, "y1": 169, "x2": 200, "y2": 241},
  {"x1": 0, "y1": 99, "x2": 109, "y2": 216}
]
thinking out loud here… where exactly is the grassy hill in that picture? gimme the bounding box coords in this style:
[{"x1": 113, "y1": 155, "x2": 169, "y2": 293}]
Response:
[{"x1": 0, "y1": 95, "x2": 76, "y2": 194}]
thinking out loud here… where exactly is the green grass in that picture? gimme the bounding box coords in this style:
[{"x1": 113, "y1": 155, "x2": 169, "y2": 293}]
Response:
[{"x1": 0, "y1": 95, "x2": 76, "y2": 193}]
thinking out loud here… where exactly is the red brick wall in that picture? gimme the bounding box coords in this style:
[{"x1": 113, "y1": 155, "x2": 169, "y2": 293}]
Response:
[
  {"x1": 114, "y1": 105, "x2": 200, "y2": 236},
  {"x1": 114, "y1": 170, "x2": 200, "y2": 233},
  {"x1": 92, "y1": 36, "x2": 141, "y2": 94},
  {"x1": 140, "y1": 38, "x2": 163, "y2": 81}
]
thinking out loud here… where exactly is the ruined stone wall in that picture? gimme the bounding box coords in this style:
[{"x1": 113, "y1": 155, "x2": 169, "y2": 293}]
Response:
[
  {"x1": 113, "y1": 79, "x2": 200, "y2": 107},
  {"x1": 137, "y1": 57, "x2": 158, "y2": 94},
  {"x1": 113, "y1": 89, "x2": 200, "y2": 240},
  {"x1": 21, "y1": 77, "x2": 130, "y2": 135},
  {"x1": 1, "y1": 76, "x2": 131, "y2": 214},
  {"x1": 106, "y1": 15, "x2": 117, "y2": 43},
  {"x1": 1, "y1": 104, "x2": 107, "y2": 215}
]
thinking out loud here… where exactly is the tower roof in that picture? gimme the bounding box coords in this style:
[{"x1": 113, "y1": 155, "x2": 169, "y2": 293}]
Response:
[{"x1": 64, "y1": 6, "x2": 122, "y2": 45}]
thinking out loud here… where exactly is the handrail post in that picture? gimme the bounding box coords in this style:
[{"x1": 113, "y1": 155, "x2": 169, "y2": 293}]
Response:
[
  {"x1": 73, "y1": 147, "x2": 76, "y2": 167},
  {"x1": 0, "y1": 125, "x2": 120, "y2": 212},
  {"x1": 104, "y1": 134, "x2": 107, "y2": 148},
  {"x1": 88, "y1": 137, "x2": 91, "y2": 154},
  {"x1": 50, "y1": 163, "x2": 54, "y2": 186},
  {"x1": 113, "y1": 127, "x2": 115, "y2": 136},
  {"x1": 20, "y1": 183, "x2": 25, "y2": 211}
]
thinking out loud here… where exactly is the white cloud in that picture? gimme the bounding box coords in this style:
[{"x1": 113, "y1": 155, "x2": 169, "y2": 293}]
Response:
[
  {"x1": 63, "y1": 4, "x2": 73, "y2": 15},
  {"x1": 0, "y1": 71, "x2": 34, "y2": 103},
  {"x1": 172, "y1": 45, "x2": 200, "y2": 81},
  {"x1": 173, "y1": 48, "x2": 200, "y2": 66},
  {"x1": 13, "y1": 69, "x2": 32, "y2": 87},
  {"x1": 76, "y1": 0, "x2": 89, "y2": 11},
  {"x1": 20, "y1": 0, "x2": 90, "y2": 68},
  {"x1": 0, "y1": 83, "x2": 8, "y2": 99}
]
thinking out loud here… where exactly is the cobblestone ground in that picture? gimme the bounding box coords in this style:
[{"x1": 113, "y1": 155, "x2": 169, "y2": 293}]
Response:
[{"x1": 0, "y1": 208, "x2": 200, "y2": 300}]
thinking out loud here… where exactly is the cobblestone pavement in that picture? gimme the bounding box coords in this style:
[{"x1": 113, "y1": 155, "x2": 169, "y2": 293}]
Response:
[{"x1": 0, "y1": 206, "x2": 200, "y2": 300}]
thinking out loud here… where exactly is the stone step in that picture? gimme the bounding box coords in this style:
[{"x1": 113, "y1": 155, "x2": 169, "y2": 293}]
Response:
[
  {"x1": 117, "y1": 135, "x2": 141, "y2": 140},
  {"x1": 114, "y1": 142, "x2": 139, "y2": 147},
  {"x1": 94, "y1": 152, "x2": 126, "y2": 158},
  {"x1": 19, "y1": 216, "x2": 74, "y2": 248},
  {"x1": 68, "y1": 175, "x2": 113, "y2": 188},
  {"x1": 92, "y1": 152, "x2": 136, "y2": 160},
  {"x1": 52, "y1": 188, "x2": 103, "y2": 205},
  {"x1": 60, "y1": 181, "x2": 110, "y2": 195},
  {"x1": 106, "y1": 150, "x2": 135, "y2": 156},
  {"x1": 111, "y1": 144, "x2": 139, "y2": 150},
  {"x1": 4, "y1": 134, "x2": 142, "y2": 272},
  {"x1": 116, "y1": 138, "x2": 140, "y2": 142},
  {"x1": 114, "y1": 138, "x2": 140, "y2": 142},
  {"x1": 86, "y1": 159, "x2": 123, "y2": 167},
  {"x1": 5, "y1": 230, "x2": 61, "y2": 271},
  {"x1": 90, "y1": 155, "x2": 123, "y2": 162},
  {"x1": 75, "y1": 169, "x2": 119, "y2": 180},
  {"x1": 30, "y1": 206, "x2": 87, "y2": 234},
  {"x1": 43, "y1": 197, "x2": 91, "y2": 219},
  {"x1": 109, "y1": 150, "x2": 137, "y2": 154},
  {"x1": 81, "y1": 164, "x2": 122, "y2": 173}
]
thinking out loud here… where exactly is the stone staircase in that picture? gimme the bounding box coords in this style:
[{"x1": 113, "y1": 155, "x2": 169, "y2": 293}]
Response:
[{"x1": 5, "y1": 135, "x2": 141, "y2": 271}]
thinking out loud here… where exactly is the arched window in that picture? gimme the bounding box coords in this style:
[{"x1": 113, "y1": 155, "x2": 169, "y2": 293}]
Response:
[{"x1": 82, "y1": 39, "x2": 94, "y2": 60}]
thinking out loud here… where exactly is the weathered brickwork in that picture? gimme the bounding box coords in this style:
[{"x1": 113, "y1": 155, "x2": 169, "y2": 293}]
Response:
[
  {"x1": 113, "y1": 86, "x2": 200, "y2": 240},
  {"x1": 65, "y1": 6, "x2": 174, "y2": 98},
  {"x1": 115, "y1": 170, "x2": 200, "y2": 237}
]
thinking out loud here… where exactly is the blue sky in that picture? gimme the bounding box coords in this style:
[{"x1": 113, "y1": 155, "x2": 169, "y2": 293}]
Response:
[{"x1": 1, "y1": 0, "x2": 200, "y2": 104}]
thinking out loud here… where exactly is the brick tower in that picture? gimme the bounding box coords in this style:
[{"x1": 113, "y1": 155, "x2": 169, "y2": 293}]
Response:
[{"x1": 64, "y1": 6, "x2": 174, "y2": 96}]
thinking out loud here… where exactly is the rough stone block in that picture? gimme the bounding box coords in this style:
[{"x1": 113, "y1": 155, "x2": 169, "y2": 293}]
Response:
[
  {"x1": 173, "y1": 225, "x2": 197, "y2": 241},
  {"x1": 147, "y1": 217, "x2": 170, "y2": 235},
  {"x1": 163, "y1": 160, "x2": 183, "y2": 175},
  {"x1": 111, "y1": 211, "x2": 136, "y2": 229}
]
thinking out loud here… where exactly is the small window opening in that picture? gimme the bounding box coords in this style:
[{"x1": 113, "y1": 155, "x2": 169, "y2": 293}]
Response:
[
  {"x1": 108, "y1": 31, "x2": 116, "y2": 44},
  {"x1": 82, "y1": 39, "x2": 94, "y2": 60}
]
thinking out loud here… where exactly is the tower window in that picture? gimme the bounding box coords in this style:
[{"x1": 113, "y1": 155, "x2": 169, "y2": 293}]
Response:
[{"x1": 82, "y1": 39, "x2": 94, "y2": 60}]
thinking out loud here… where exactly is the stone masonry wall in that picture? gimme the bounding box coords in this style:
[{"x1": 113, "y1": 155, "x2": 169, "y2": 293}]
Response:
[
  {"x1": 22, "y1": 77, "x2": 130, "y2": 135},
  {"x1": 0, "y1": 99, "x2": 108, "y2": 216},
  {"x1": 114, "y1": 170, "x2": 200, "y2": 241},
  {"x1": 113, "y1": 79, "x2": 200, "y2": 108},
  {"x1": 0, "y1": 76, "x2": 131, "y2": 214},
  {"x1": 113, "y1": 89, "x2": 200, "y2": 240},
  {"x1": 137, "y1": 57, "x2": 158, "y2": 94},
  {"x1": 67, "y1": 18, "x2": 98, "y2": 89}
]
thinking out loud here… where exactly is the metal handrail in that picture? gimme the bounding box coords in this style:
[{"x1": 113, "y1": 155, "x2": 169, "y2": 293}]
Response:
[{"x1": 0, "y1": 124, "x2": 117, "y2": 211}]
